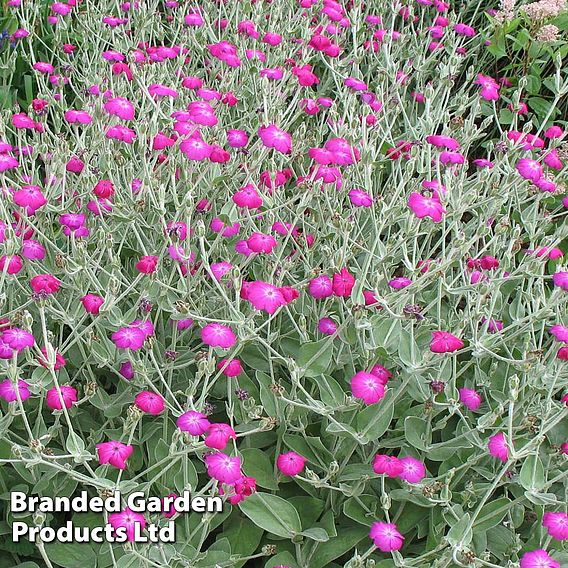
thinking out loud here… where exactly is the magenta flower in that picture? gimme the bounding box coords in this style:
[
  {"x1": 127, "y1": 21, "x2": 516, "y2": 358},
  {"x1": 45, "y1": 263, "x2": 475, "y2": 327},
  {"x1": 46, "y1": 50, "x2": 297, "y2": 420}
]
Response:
[
  {"x1": 277, "y1": 452, "x2": 306, "y2": 476},
  {"x1": 204, "y1": 423, "x2": 237, "y2": 450},
  {"x1": 520, "y1": 549, "x2": 559, "y2": 568},
  {"x1": 318, "y1": 317, "x2": 337, "y2": 335},
  {"x1": 96, "y1": 441, "x2": 134, "y2": 469},
  {"x1": 430, "y1": 331, "x2": 464, "y2": 353},
  {"x1": 351, "y1": 371, "x2": 386, "y2": 405},
  {"x1": 373, "y1": 455, "x2": 403, "y2": 477},
  {"x1": 369, "y1": 521, "x2": 404, "y2": 552},
  {"x1": 349, "y1": 189, "x2": 373, "y2": 207},
  {"x1": 177, "y1": 410, "x2": 210, "y2": 436},
  {"x1": 180, "y1": 135, "x2": 212, "y2": 161},
  {"x1": 2, "y1": 328, "x2": 35, "y2": 351},
  {"x1": 542, "y1": 512, "x2": 568, "y2": 540},
  {"x1": 46, "y1": 385, "x2": 77, "y2": 410},
  {"x1": 389, "y1": 277, "x2": 413, "y2": 289},
  {"x1": 398, "y1": 456, "x2": 426, "y2": 483},
  {"x1": 111, "y1": 326, "x2": 146, "y2": 350},
  {"x1": 474, "y1": 74, "x2": 500, "y2": 101},
  {"x1": 108, "y1": 508, "x2": 146, "y2": 542},
  {"x1": 332, "y1": 267, "x2": 355, "y2": 297},
  {"x1": 80, "y1": 294, "x2": 104, "y2": 315},
  {"x1": 516, "y1": 158, "x2": 543, "y2": 182},
  {"x1": 217, "y1": 358, "x2": 243, "y2": 377},
  {"x1": 233, "y1": 184, "x2": 263, "y2": 209},
  {"x1": 134, "y1": 391, "x2": 165, "y2": 415},
  {"x1": 205, "y1": 452, "x2": 242, "y2": 484},
  {"x1": 30, "y1": 274, "x2": 61, "y2": 295},
  {"x1": 459, "y1": 388, "x2": 482, "y2": 411},
  {"x1": 13, "y1": 185, "x2": 47, "y2": 214},
  {"x1": 552, "y1": 271, "x2": 568, "y2": 291},
  {"x1": 247, "y1": 281, "x2": 287, "y2": 314},
  {"x1": 258, "y1": 124, "x2": 292, "y2": 154},
  {"x1": 0, "y1": 379, "x2": 31, "y2": 402},
  {"x1": 201, "y1": 323, "x2": 237, "y2": 349},
  {"x1": 408, "y1": 191, "x2": 445, "y2": 222},
  {"x1": 549, "y1": 325, "x2": 568, "y2": 342},
  {"x1": 308, "y1": 275, "x2": 333, "y2": 299},
  {"x1": 104, "y1": 97, "x2": 135, "y2": 120},
  {"x1": 247, "y1": 232, "x2": 277, "y2": 254},
  {"x1": 488, "y1": 432, "x2": 509, "y2": 462}
]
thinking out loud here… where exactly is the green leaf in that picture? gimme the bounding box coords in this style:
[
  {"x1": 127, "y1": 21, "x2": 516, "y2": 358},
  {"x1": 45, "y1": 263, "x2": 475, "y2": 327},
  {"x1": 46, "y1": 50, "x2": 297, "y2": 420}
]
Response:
[
  {"x1": 446, "y1": 513, "x2": 472, "y2": 546},
  {"x1": 356, "y1": 388, "x2": 395, "y2": 443},
  {"x1": 239, "y1": 492, "x2": 302, "y2": 538},
  {"x1": 298, "y1": 340, "x2": 334, "y2": 377},
  {"x1": 519, "y1": 454, "x2": 546, "y2": 491},
  {"x1": 44, "y1": 543, "x2": 98, "y2": 568},
  {"x1": 473, "y1": 497, "x2": 511, "y2": 531},
  {"x1": 264, "y1": 552, "x2": 298, "y2": 568},
  {"x1": 310, "y1": 525, "x2": 368, "y2": 568},
  {"x1": 241, "y1": 448, "x2": 278, "y2": 489},
  {"x1": 370, "y1": 317, "x2": 401, "y2": 353},
  {"x1": 404, "y1": 416, "x2": 430, "y2": 450},
  {"x1": 301, "y1": 527, "x2": 329, "y2": 541},
  {"x1": 223, "y1": 512, "x2": 263, "y2": 567}
]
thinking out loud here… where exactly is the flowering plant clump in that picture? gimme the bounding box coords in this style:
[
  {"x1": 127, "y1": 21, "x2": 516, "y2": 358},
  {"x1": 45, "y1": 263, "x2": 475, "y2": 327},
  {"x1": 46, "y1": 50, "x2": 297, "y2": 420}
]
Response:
[{"x1": 0, "y1": 0, "x2": 567, "y2": 567}]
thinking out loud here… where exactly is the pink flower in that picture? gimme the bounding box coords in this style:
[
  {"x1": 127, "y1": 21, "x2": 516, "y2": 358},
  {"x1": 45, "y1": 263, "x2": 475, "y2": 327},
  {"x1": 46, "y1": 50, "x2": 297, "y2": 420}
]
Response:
[
  {"x1": 430, "y1": 331, "x2": 463, "y2": 353},
  {"x1": 1, "y1": 328, "x2": 35, "y2": 351},
  {"x1": 217, "y1": 358, "x2": 243, "y2": 377},
  {"x1": 459, "y1": 388, "x2": 482, "y2": 411},
  {"x1": 488, "y1": 432, "x2": 509, "y2": 462},
  {"x1": 30, "y1": 274, "x2": 61, "y2": 295},
  {"x1": 80, "y1": 294, "x2": 104, "y2": 315},
  {"x1": 370, "y1": 365, "x2": 392, "y2": 385},
  {"x1": 543, "y1": 512, "x2": 568, "y2": 540},
  {"x1": 318, "y1": 317, "x2": 337, "y2": 335},
  {"x1": 247, "y1": 281, "x2": 287, "y2": 314},
  {"x1": 233, "y1": 184, "x2": 262, "y2": 209},
  {"x1": 205, "y1": 423, "x2": 237, "y2": 449},
  {"x1": 550, "y1": 325, "x2": 568, "y2": 342},
  {"x1": 398, "y1": 456, "x2": 426, "y2": 483},
  {"x1": 258, "y1": 124, "x2": 292, "y2": 154},
  {"x1": 389, "y1": 277, "x2": 412, "y2": 289},
  {"x1": 201, "y1": 323, "x2": 237, "y2": 349},
  {"x1": 408, "y1": 191, "x2": 445, "y2": 222},
  {"x1": 135, "y1": 255, "x2": 158, "y2": 274},
  {"x1": 426, "y1": 135, "x2": 460, "y2": 150},
  {"x1": 520, "y1": 549, "x2": 559, "y2": 568},
  {"x1": 474, "y1": 74, "x2": 500, "y2": 101},
  {"x1": 46, "y1": 385, "x2": 77, "y2": 410},
  {"x1": 134, "y1": 391, "x2": 165, "y2": 415},
  {"x1": 332, "y1": 267, "x2": 355, "y2": 297},
  {"x1": 108, "y1": 508, "x2": 146, "y2": 542},
  {"x1": 96, "y1": 441, "x2": 134, "y2": 469},
  {"x1": 516, "y1": 158, "x2": 543, "y2": 182},
  {"x1": 205, "y1": 452, "x2": 242, "y2": 484},
  {"x1": 373, "y1": 455, "x2": 403, "y2": 477},
  {"x1": 552, "y1": 271, "x2": 568, "y2": 291},
  {"x1": 308, "y1": 275, "x2": 333, "y2": 299},
  {"x1": 351, "y1": 371, "x2": 386, "y2": 405},
  {"x1": 13, "y1": 185, "x2": 47, "y2": 214},
  {"x1": 0, "y1": 379, "x2": 31, "y2": 402},
  {"x1": 104, "y1": 97, "x2": 135, "y2": 120},
  {"x1": 111, "y1": 326, "x2": 146, "y2": 350},
  {"x1": 277, "y1": 452, "x2": 306, "y2": 476},
  {"x1": 227, "y1": 476, "x2": 257, "y2": 504},
  {"x1": 247, "y1": 232, "x2": 277, "y2": 253},
  {"x1": 177, "y1": 411, "x2": 211, "y2": 435},
  {"x1": 349, "y1": 189, "x2": 373, "y2": 207},
  {"x1": 369, "y1": 521, "x2": 404, "y2": 552}
]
